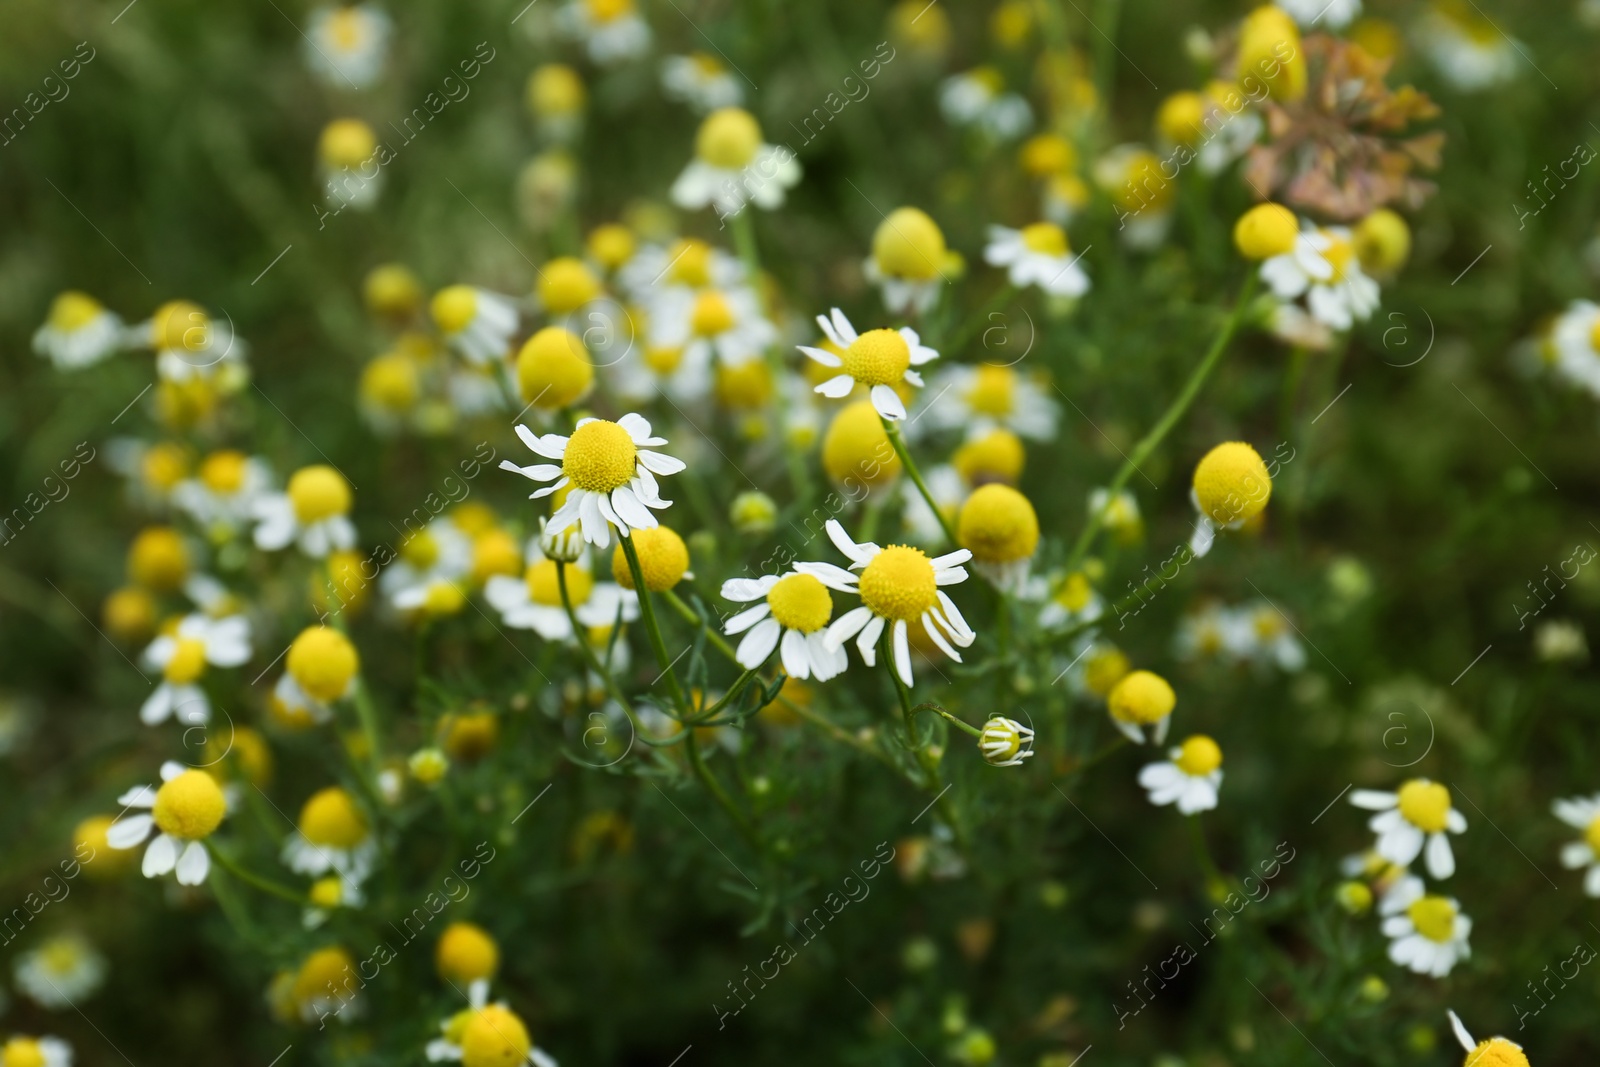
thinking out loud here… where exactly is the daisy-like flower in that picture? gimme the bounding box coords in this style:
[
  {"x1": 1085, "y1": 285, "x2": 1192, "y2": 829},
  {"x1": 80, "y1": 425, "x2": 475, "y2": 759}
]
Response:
[
  {"x1": 1088, "y1": 487, "x2": 1143, "y2": 544},
  {"x1": 305, "y1": 4, "x2": 392, "y2": 89},
  {"x1": 797, "y1": 519, "x2": 974, "y2": 687},
  {"x1": 135, "y1": 300, "x2": 245, "y2": 384},
  {"x1": 1033, "y1": 570, "x2": 1103, "y2": 630},
  {"x1": 1094, "y1": 145, "x2": 1176, "y2": 250},
  {"x1": 661, "y1": 53, "x2": 743, "y2": 112},
  {"x1": 138, "y1": 613, "x2": 252, "y2": 726},
  {"x1": 1227, "y1": 601, "x2": 1308, "y2": 671},
  {"x1": 33, "y1": 291, "x2": 122, "y2": 370},
  {"x1": 13, "y1": 934, "x2": 108, "y2": 1008},
  {"x1": 1446, "y1": 1010, "x2": 1530, "y2": 1067},
  {"x1": 799, "y1": 308, "x2": 938, "y2": 422},
  {"x1": 1138, "y1": 735, "x2": 1224, "y2": 814},
  {"x1": 171, "y1": 449, "x2": 272, "y2": 538},
  {"x1": 1260, "y1": 223, "x2": 1381, "y2": 331},
  {"x1": 671, "y1": 108, "x2": 800, "y2": 219},
  {"x1": 253, "y1": 465, "x2": 356, "y2": 558},
  {"x1": 484, "y1": 536, "x2": 637, "y2": 640},
  {"x1": 1552, "y1": 793, "x2": 1600, "y2": 896},
  {"x1": 865, "y1": 207, "x2": 952, "y2": 316},
  {"x1": 1350, "y1": 779, "x2": 1467, "y2": 879},
  {"x1": 1379, "y1": 875, "x2": 1471, "y2": 977},
  {"x1": 431, "y1": 286, "x2": 521, "y2": 366},
  {"x1": 303, "y1": 872, "x2": 365, "y2": 930},
  {"x1": 282, "y1": 786, "x2": 377, "y2": 883},
  {"x1": 648, "y1": 284, "x2": 777, "y2": 370},
  {"x1": 978, "y1": 716, "x2": 1035, "y2": 767},
  {"x1": 106, "y1": 761, "x2": 228, "y2": 885},
  {"x1": 0, "y1": 1036, "x2": 72, "y2": 1067},
  {"x1": 273, "y1": 626, "x2": 361, "y2": 727},
  {"x1": 426, "y1": 980, "x2": 559, "y2": 1067},
  {"x1": 914, "y1": 363, "x2": 1060, "y2": 442},
  {"x1": 1189, "y1": 441, "x2": 1273, "y2": 558},
  {"x1": 720, "y1": 571, "x2": 848, "y2": 681},
  {"x1": 1547, "y1": 300, "x2": 1600, "y2": 398},
  {"x1": 1106, "y1": 669, "x2": 1176, "y2": 744},
  {"x1": 939, "y1": 67, "x2": 1033, "y2": 140},
  {"x1": 380, "y1": 518, "x2": 474, "y2": 616},
  {"x1": 1416, "y1": 1, "x2": 1519, "y2": 93},
  {"x1": 559, "y1": 0, "x2": 650, "y2": 65},
  {"x1": 319, "y1": 119, "x2": 383, "y2": 211},
  {"x1": 500, "y1": 414, "x2": 686, "y2": 548},
  {"x1": 983, "y1": 223, "x2": 1090, "y2": 298},
  {"x1": 956, "y1": 484, "x2": 1039, "y2": 594},
  {"x1": 1278, "y1": 0, "x2": 1360, "y2": 29}
]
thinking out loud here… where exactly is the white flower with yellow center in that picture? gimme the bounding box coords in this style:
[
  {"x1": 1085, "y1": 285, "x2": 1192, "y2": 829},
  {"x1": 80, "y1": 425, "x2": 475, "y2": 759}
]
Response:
[
  {"x1": 134, "y1": 300, "x2": 245, "y2": 383},
  {"x1": 33, "y1": 291, "x2": 122, "y2": 370},
  {"x1": 1174, "y1": 601, "x2": 1231, "y2": 661},
  {"x1": 484, "y1": 536, "x2": 637, "y2": 640},
  {"x1": 797, "y1": 519, "x2": 974, "y2": 687},
  {"x1": 1547, "y1": 300, "x2": 1600, "y2": 398},
  {"x1": 559, "y1": 0, "x2": 650, "y2": 65},
  {"x1": 138, "y1": 613, "x2": 252, "y2": 726},
  {"x1": 171, "y1": 449, "x2": 272, "y2": 536},
  {"x1": 1379, "y1": 875, "x2": 1471, "y2": 977},
  {"x1": 865, "y1": 207, "x2": 952, "y2": 316},
  {"x1": 425, "y1": 980, "x2": 559, "y2": 1067},
  {"x1": 671, "y1": 108, "x2": 800, "y2": 218},
  {"x1": 1088, "y1": 487, "x2": 1143, "y2": 543},
  {"x1": 1447, "y1": 1010, "x2": 1530, "y2": 1067},
  {"x1": 306, "y1": 4, "x2": 392, "y2": 89},
  {"x1": 431, "y1": 285, "x2": 521, "y2": 366},
  {"x1": 1106, "y1": 669, "x2": 1176, "y2": 744},
  {"x1": 303, "y1": 872, "x2": 366, "y2": 929},
  {"x1": 799, "y1": 308, "x2": 938, "y2": 422},
  {"x1": 381, "y1": 519, "x2": 474, "y2": 615},
  {"x1": 661, "y1": 53, "x2": 743, "y2": 113},
  {"x1": 720, "y1": 571, "x2": 848, "y2": 681},
  {"x1": 1226, "y1": 601, "x2": 1307, "y2": 671},
  {"x1": 983, "y1": 223, "x2": 1090, "y2": 298},
  {"x1": 319, "y1": 118, "x2": 383, "y2": 210},
  {"x1": 915, "y1": 363, "x2": 1059, "y2": 441},
  {"x1": 107, "y1": 761, "x2": 228, "y2": 885},
  {"x1": 1260, "y1": 224, "x2": 1381, "y2": 331},
  {"x1": 253, "y1": 465, "x2": 357, "y2": 558},
  {"x1": 617, "y1": 237, "x2": 747, "y2": 304},
  {"x1": 1553, "y1": 793, "x2": 1600, "y2": 896},
  {"x1": 1033, "y1": 570, "x2": 1103, "y2": 630},
  {"x1": 282, "y1": 786, "x2": 377, "y2": 883},
  {"x1": 1350, "y1": 779, "x2": 1467, "y2": 879},
  {"x1": 1094, "y1": 145, "x2": 1176, "y2": 250},
  {"x1": 1417, "y1": 2, "x2": 1519, "y2": 92},
  {"x1": 979, "y1": 717, "x2": 1035, "y2": 767},
  {"x1": 273, "y1": 626, "x2": 361, "y2": 727},
  {"x1": 939, "y1": 67, "x2": 1032, "y2": 140},
  {"x1": 13, "y1": 934, "x2": 107, "y2": 1008},
  {"x1": 1138, "y1": 735, "x2": 1224, "y2": 814},
  {"x1": 0, "y1": 1036, "x2": 72, "y2": 1067},
  {"x1": 649, "y1": 285, "x2": 776, "y2": 369},
  {"x1": 501, "y1": 414, "x2": 686, "y2": 548}
]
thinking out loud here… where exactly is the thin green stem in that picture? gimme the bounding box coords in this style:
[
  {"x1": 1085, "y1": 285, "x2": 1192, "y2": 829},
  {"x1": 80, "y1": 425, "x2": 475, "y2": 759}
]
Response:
[
  {"x1": 1187, "y1": 814, "x2": 1227, "y2": 896},
  {"x1": 621, "y1": 537, "x2": 691, "y2": 717},
  {"x1": 910, "y1": 700, "x2": 983, "y2": 738},
  {"x1": 662, "y1": 588, "x2": 740, "y2": 663},
  {"x1": 882, "y1": 416, "x2": 960, "y2": 546},
  {"x1": 208, "y1": 844, "x2": 304, "y2": 903},
  {"x1": 887, "y1": 637, "x2": 967, "y2": 848},
  {"x1": 684, "y1": 729, "x2": 759, "y2": 849},
  {"x1": 557, "y1": 562, "x2": 635, "y2": 714}
]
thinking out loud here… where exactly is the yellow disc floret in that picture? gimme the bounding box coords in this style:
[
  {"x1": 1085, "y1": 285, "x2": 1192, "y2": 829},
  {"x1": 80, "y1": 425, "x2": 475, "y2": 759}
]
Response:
[
  {"x1": 957, "y1": 484, "x2": 1040, "y2": 564},
  {"x1": 363, "y1": 263, "x2": 423, "y2": 319},
  {"x1": 1174, "y1": 735, "x2": 1222, "y2": 776},
  {"x1": 287, "y1": 626, "x2": 360, "y2": 702},
  {"x1": 199, "y1": 449, "x2": 248, "y2": 494},
  {"x1": 2, "y1": 1038, "x2": 46, "y2": 1067},
  {"x1": 1238, "y1": 5, "x2": 1306, "y2": 102},
  {"x1": 1354, "y1": 209, "x2": 1411, "y2": 275},
  {"x1": 461, "y1": 1004, "x2": 532, "y2": 1067},
  {"x1": 965, "y1": 365, "x2": 1016, "y2": 416},
  {"x1": 526, "y1": 559, "x2": 592, "y2": 607},
  {"x1": 517, "y1": 327, "x2": 595, "y2": 409},
  {"x1": 1464, "y1": 1038, "x2": 1531, "y2": 1067},
  {"x1": 1107, "y1": 670, "x2": 1176, "y2": 725},
  {"x1": 1406, "y1": 895, "x2": 1458, "y2": 943},
  {"x1": 527, "y1": 63, "x2": 585, "y2": 117},
  {"x1": 48, "y1": 290, "x2": 104, "y2": 331},
  {"x1": 103, "y1": 586, "x2": 157, "y2": 642},
  {"x1": 319, "y1": 118, "x2": 377, "y2": 169},
  {"x1": 431, "y1": 286, "x2": 479, "y2": 335},
  {"x1": 1396, "y1": 779, "x2": 1452, "y2": 833},
  {"x1": 766, "y1": 573, "x2": 833, "y2": 633},
  {"x1": 437, "y1": 921, "x2": 500, "y2": 984},
  {"x1": 696, "y1": 107, "x2": 763, "y2": 169},
  {"x1": 1157, "y1": 91, "x2": 1207, "y2": 147},
  {"x1": 612, "y1": 526, "x2": 689, "y2": 591},
  {"x1": 1019, "y1": 133, "x2": 1075, "y2": 177},
  {"x1": 1192, "y1": 442, "x2": 1272, "y2": 525},
  {"x1": 288, "y1": 465, "x2": 352, "y2": 523},
  {"x1": 822, "y1": 401, "x2": 901, "y2": 487},
  {"x1": 537, "y1": 257, "x2": 601, "y2": 314},
  {"x1": 150, "y1": 300, "x2": 209, "y2": 352},
  {"x1": 298, "y1": 786, "x2": 368, "y2": 848},
  {"x1": 953, "y1": 429, "x2": 1025, "y2": 486},
  {"x1": 362, "y1": 352, "x2": 421, "y2": 412},
  {"x1": 858, "y1": 546, "x2": 939, "y2": 622},
  {"x1": 128, "y1": 526, "x2": 190, "y2": 591},
  {"x1": 152, "y1": 769, "x2": 227, "y2": 840},
  {"x1": 842, "y1": 328, "x2": 912, "y2": 387},
  {"x1": 587, "y1": 223, "x2": 635, "y2": 270},
  {"x1": 873, "y1": 207, "x2": 947, "y2": 281},
  {"x1": 1020, "y1": 222, "x2": 1068, "y2": 256},
  {"x1": 164, "y1": 637, "x2": 208, "y2": 685},
  {"x1": 292, "y1": 946, "x2": 355, "y2": 1009},
  {"x1": 1233, "y1": 203, "x2": 1299, "y2": 260},
  {"x1": 690, "y1": 291, "x2": 736, "y2": 337},
  {"x1": 562, "y1": 419, "x2": 637, "y2": 492}
]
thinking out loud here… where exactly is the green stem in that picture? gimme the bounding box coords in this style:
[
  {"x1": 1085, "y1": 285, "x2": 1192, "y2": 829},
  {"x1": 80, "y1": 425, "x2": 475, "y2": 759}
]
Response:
[
  {"x1": 662, "y1": 588, "x2": 741, "y2": 663},
  {"x1": 208, "y1": 844, "x2": 304, "y2": 903},
  {"x1": 1067, "y1": 735, "x2": 1128, "y2": 776},
  {"x1": 887, "y1": 635, "x2": 967, "y2": 848},
  {"x1": 881, "y1": 416, "x2": 960, "y2": 546},
  {"x1": 1187, "y1": 814, "x2": 1227, "y2": 895},
  {"x1": 557, "y1": 562, "x2": 635, "y2": 715},
  {"x1": 1062, "y1": 272, "x2": 1258, "y2": 575},
  {"x1": 910, "y1": 700, "x2": 983, "y2": 738},
  {"x1": 621, "y1": 537, "x2": 691, "y2": 717},
  {"x1": 684, "y1": 729, "x2": 759, "y2": 849}
]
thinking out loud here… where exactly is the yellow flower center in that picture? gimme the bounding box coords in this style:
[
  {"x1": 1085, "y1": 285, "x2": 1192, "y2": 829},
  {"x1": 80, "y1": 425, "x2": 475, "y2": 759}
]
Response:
[
  {"x1": 1465, "y1": 1038, "x2": 1531, "y2": 1067},
  {"x1": 587, "y1": 223, "x2": 635, "y2": 269},
  {"x1": 437, "y1": 921, "x2": 500, "y2": 983},
  {"x1": 953, "y1": 428, "x2": 1025, "y2": 486},
  {"x1": 1396, "y1": 780, "x2": 1452, "y2": 834},
  {"x1": 1586, "y1": 814, "x2": 1600, "y2": 853},
  {"x1": 309, "y1": 876, "x2": 344, "y2": 909},
  {"x1": 1052, "y1": 572, "x2": 1093, "y2": 612},
  {"x1": 692, "y1": 52, "x2": 725, "y2": 75},
  {"x1": 39, "y1": 938, "x2": 83, "y2": 974},
  {"x1": 472, "y1": 531, "x2": 522, "y2": 584},
  {"x1": 957, "y1": 483, "x2": 1039, "y2": 564},
  {"x1": 320, "y1": 119, "x2": 376, "y2": 169},
  {"x1": 666, "y1": 239, "x2": 712, "y2": 287},
  {"x1": 537, "y1": 257, "x2": 601, "y2": 314},
  {"x1": 164, "y1": 636, "x2": 208, "y2": 685},
  {"x1": 528, "y1": 64, "x2": 585, "y2": 116},
  {"x1": 49, "y1": 290, "x2": 103, "y2": 332},
  {"x1": 141, "y1": 443, "x2": 190, "y2": 491},
  {"x1": 1083, "y1": 647, "x2": 1131, "y2": 696},
  {"x1": 644, "y1": 345, "x2": 685, "y2": 375},
  {"x1": 612, "y1": 526, "x2": 690, "y2": 591},
  {"x1": 1020, "y1": 222, "x2": 1068, "y2": 256},
  {"x1": 328, "y1": 8, "x2": 364, "y2": 50},
  {"x1": 401, "y1": 530, "x2": 440, "y2": 570},
  {"x1": 128, "y1": 526, "x2": 190, "y2": 590},
  {"x1": 2, "y1": 1038, "x2": 46, "y2": 1067},
  {"x1": 1405, "y1": 895, "x2": 1457, "y2": 943},
  {"x1": 1252, "y1": 608, "x2": 1285, "y2": 640},
  {"x1": 1107, "y1": 669, "x2": 1176, "y2": 725},
  {"x1": 152, "y1": 769, "x2": 227, "y2": 840},
  {"x1": 696, "y1": 107, "x2": 762, "y2": 169},
  {"x1": 1157, "y1": 91, "x2": 1207, "y2": 147},
  {"x1": 292, "y1": 947, "x2": 354, "y2": 1008},
  {"x1": 1019, "y1": 133, "x2": 1075, "y2": 177},
  {"x1": 1192, "y1": 441, "x2": 1271, "y2": 525},
  {"x1": 822, "y1": 401, "x2": 902, "y2": 487},
  {"x1": 1321, "y1": 233, "x2": 1356, "y2": 283},
  {"x1": 841, "y1": 329, "x2": 912, "y2": 387},
  {"x1": 362, "y1": 353, "x2": 420, "y2": 411},
  {"x1": 714, "y1": 361, "x2": 772, "y2": 410},
  {"x1": 766, "y1": 573, "x2": 832, "y2": 633},
  {"x1": 858, "y1": 545, "x2": 939, "y2": 623},
  {"x1": 873, "y1": 207, "x2": 947, "y2": 281},
  {"x1": 431, "y1": 286, "x2": 479, "y2": 335},
  {"x1": 527, "y1": 560, "x2": 591, "y2": 607},
  {"x1": 690, "y1": 290, "x2": 736, "y2": 337},
  {"x1": 287, "y1": 626, "x2": 360, "y2": 703},
  {"x1": 200, "y1": 450, "x2": 248, "y2": 493},
  {"x1": 299, "y1": 786, "x2": 368, "y2": 848},
  {"x1": 562, "y1": 420, "x2": 638, "y2": 493},
  {"x1": 1233, "y1": 203, "x2": 1299, "y2": 260},
  {"x1": 517, "y1": 327, "x2": 594, "y2": 410},
  {"x1": 288, "y1": 465, "x2": 351, "y2": 524},
  {"x1": 150, "y1": 300, "x2": 210, "y2": 352},
  {"x1": 460, "y1": 1004, "x2": 532, "y2": 1067},
  {"x1": 423, "y1": 582, "x2": 466, "y2": 616},
  {"x1": 966, "y1": 365, "x2": 1015, "y2": 416},
  {"x1": 1174, "y1": 735, "x2": 1222, "y2": 776},
  {"x1": 585, "y1": 0, "x2": 633, "y2": 23}
]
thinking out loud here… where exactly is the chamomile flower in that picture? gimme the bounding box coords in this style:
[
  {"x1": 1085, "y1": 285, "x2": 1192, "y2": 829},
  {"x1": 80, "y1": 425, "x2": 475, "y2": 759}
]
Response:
[
  {"x1": 661, "y1": 53, "x2": 743, "y2": 112},
  {"x1": 137, "y1": 300, "x2": 244, "y2": 384},
  {"x1": 559, "y1": 0, "x2": 650, "y2": 65},
  {"x1": 1379, "y1": 875, "x2": 1471, "y2": 977},
  {"x1": 526, "y1": 65, "x2": 586, "y2": 143},
  {"x1": 649, "y1": 284, "x2": 776, "y2": 370},
  {"x1": 1546, "y1": 300, "x2": 1600, "y2": 398},
  {"x1": 1259, "y1": 223, "x2": 1381, "y2": 331},
  {"x1": 319, "y1": 119, "x2": 382, "y2": 210},
  {"x1": 273, "y1": 626, "x2": 361, "y2": 726},
  {"x1": 431, "y1": 286, "x2": 521, "y2": 367},
  {"x1": 915, "y1": 364, "x2": 1060, "y2": 442},
  {"x1": 1139, "y1": 735, "x2": 1224, "y2": 813},
  {"x1": 979, "y1": 717, "x2": 1034, "y2": 767},
  {"x1": 1088, "y1": 487, "x2": 1143, "y2": 543},
  {"x1": 1229, "y1": 601, "x2": 1308, "y2": 671},
  {"x1": 253, "y1": 465, "x2": 356, "y2": 558},
  {"x1": 33, "y1": 291, "x2": 122, "y2": 370},
  {"x1": 305, "y1": 4, "x2": 392, "y2": 89},
  {"x1": 720, "y1": 571, "x2": 848, "y2": 681},
  {"x1": 425, "y1": 980, "x2": 559, "y2": 1067},
  {"x1": 106, "y1": 762, "x2": 228, "y2": 885},
  {"x1": 1189, "y1": 83, "x2": 1265, "y2": 176},
  {"x1": 437, "y1": 922, "x2": 500, "y2": 985},
  {"x1": 957, "y1": 484, "x2": 1040, "y2": 593},
  {"x1": 1446, "y1": 1010, "x2": 1530, "y2": 1067},
  {"x1": 983, "y1": 223, "x2": 1090, "y2": 298},
  {"x1": 13, "y1": 934, "x2": 107, "y2": 1008},
  {"x1": 1278, "y1": 0, "x2": 1360, "y2": 29},
  {"x1": 303, "y1": 872, "x2": 365, "y2": 929},
  {"x1": 865, "y1": 207, "x2": 952, "y2": 316},
  {"x1": 1175, "y1": 601, "x2": 1232, "y2": 661},
  {"x1": 1107, "y1": 669, "x2": 1176, "y2": 744},
  {"x1": 483, "y1": 536, "x2": 637, "y2": 640},
  {"x1": 1189, "y1": 441, "x2": 1272, "y2": 558},
  {"x1": 283, "y1": 786, "x2": 376, "y2": 883},
  {"x1": 797, "y1": 519, "x2": 974, "y2": 687},
  {"x1": 138, "y1": 612, "x2": 252, "y2": 725},
  {"x1": 1350, "y1": 779, "x2": 1467, "y2": 879},
  {"x1": 381, "y1": 518, "x2": 474, "y2": 616},
  {"x1": 0, "y1": 1036, "x2": 72, "y2": 1067},
  {"x1": 1033, "y1": 570, "x2": 1104, "y2": 630},
  {"x1": 1552, "y1": 793, "x2": 1600, "y2": 896},
  {"x1": 501, "y1": 414, "x2": 687, "y2": 547},
  {"x1": 940, "y1": 67, "x2": 1033, "y2": 140},
  {"x1": 1416, "y1": 1, "x2": 1519, "y2": 92},
  {"x1": 671, "y1": 108, "x2": 800, "y2": 218},
  {"x1": 800, "y1": 308, "x2": 938, "y2": 421},
  {"x1": 171, "y1": 449, "x2": 272, "y2": 538},
  {"x1": 1095, "y1": 145, "x2": 1176, "y2": 250}
]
